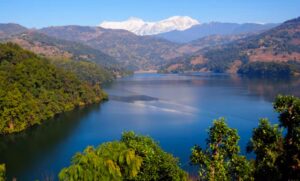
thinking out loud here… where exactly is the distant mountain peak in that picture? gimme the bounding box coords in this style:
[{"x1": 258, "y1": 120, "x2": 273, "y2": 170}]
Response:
[{"x1": 99, "y1": 16, "x2": 200, "y2": 35}]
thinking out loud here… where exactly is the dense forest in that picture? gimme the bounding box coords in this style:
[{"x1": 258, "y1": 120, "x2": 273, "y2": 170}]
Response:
[
  {"x1": 0, "y1": 43, "x2": 108, "y2": 134},
  {"x1": 2, "y1": 95, "x2": 297, "y2": 180},
  {"x1": 238, "y1": 62, "x2": 292, "y2": 77},
  {"x1": 50, "y1": 58, "x2": 115, "y2": 84}
]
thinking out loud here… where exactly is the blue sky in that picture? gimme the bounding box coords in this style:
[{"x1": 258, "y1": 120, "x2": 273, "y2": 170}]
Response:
[{"x1": 1, "y1": 0, "x2": 299, "y2": 28}]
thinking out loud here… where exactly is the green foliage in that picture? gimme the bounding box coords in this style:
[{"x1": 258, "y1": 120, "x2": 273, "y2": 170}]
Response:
[
  {"x1": 246, "y1": 119, "x2": 283, "y2": 179},
  {"x1": 238, "y1": 62, "x2": 292, "y2": 77},
  {"x1": 0, "y1": 43, "x2": 108, "y2": 134},
  {"x1": 204, "y1": 47, "x2": 242, "y2": 73},
  {"x1": 59, "y1": 132, "x2": 187, "y2": 181},
  {"x1": 121, "y1": 131, "x2": 188, "y2": 181},
  {"x1": 0, "y1": 164, "x2": 5, "y2": 181},
  {"x1": 248, "y1": 95, "x2": 300, "y2": 180},
  {"x1": 59, "y1": 142, "x2": 143, "y2": 181},
  {"x1": 190, "y1": 118, "x2": 253, "y2": 181},
  {"x1": 273, "y1": 95, "x2": 300, "y2": 179},
  {"x1": 50, "y1": 59, "x2": 114, "y2": 84}
]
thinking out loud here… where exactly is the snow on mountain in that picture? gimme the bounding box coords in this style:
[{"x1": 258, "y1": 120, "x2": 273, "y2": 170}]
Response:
[{"x1": 99, "y1": 16, "x2": 200, "y2": 35}]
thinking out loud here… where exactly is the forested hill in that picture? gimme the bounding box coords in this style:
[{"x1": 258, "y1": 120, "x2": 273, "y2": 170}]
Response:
[
  {"x1": 160, "y1": 17, "x2": 300, "y2": 76},
  {"x1": 0, "y1": 43, "x2": 108, "y2": 134}
]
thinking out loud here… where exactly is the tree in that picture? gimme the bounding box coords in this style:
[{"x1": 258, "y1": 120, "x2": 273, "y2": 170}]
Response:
[
  {"x1": 59, "y1": 132, "x2": 187, "y2": 181},
  {"x1": 248, "y1": 95, "x2": 300, "y2": 180},
  {"x1": 59, "y1": 142, "x2": 143, "y2": 181},
  {"x1": 246, "y1": 119, "x2": 283, "y2": 180},
  {"x1": 273, "y1": 95, "x2": 300, "y2": 179},
  {"x1": 0, "y1": 164, "x2": 5, "y2": 181},
  {"x1": 121, "y1": 131, "x2": 188, "y2": 181},
  {"x1": 190, "y1": 118, "x2": 253, "y2": 181}
]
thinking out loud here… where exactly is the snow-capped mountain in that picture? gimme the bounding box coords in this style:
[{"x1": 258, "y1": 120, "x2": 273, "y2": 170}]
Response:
[{"x1": 99, "y1": 16, "x2": 200, "y2": 35}]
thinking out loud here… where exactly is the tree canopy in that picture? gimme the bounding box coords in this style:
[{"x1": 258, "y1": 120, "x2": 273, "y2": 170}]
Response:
[
  {"x1": 190, "y1": 118, "x2": 253, "y2": 181},
  {"x1": 59, "y1": 131, "x2": 187, "y2": 181},
  {"x1": 247, "y1": 95, "x2": 300, "y2": 180},
  {"x1": 0, "y1": 43, "x2": 108, "y2": 134}
]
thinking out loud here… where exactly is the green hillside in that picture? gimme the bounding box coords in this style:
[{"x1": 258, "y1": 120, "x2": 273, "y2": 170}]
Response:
[{"x1": 0, "y1": 43, "x2": 108, "y2": 134}]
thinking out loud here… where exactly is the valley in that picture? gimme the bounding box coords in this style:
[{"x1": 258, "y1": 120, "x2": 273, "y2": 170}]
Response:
[{"x1": 0, "y1": 5, "x2": 300, "y2": 179}]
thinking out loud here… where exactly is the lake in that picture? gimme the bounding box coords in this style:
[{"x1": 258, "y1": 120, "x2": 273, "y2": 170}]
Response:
[{"x1": 0, "y1": 73, "x2": 299, "y2": 180}]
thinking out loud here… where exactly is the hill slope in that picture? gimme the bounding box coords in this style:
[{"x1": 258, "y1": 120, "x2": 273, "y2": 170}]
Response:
[
  {"x1": 2, "y1": 31, "x2": 119, "y2": 68},
  {"x1": 160, "y1": 17, "x2": 300, "y2": 76},
  {"x1": 0, "y1": 43, "x2": 108, "y2": 134},
  {"x1": 39, "y1": 26, "x2": 183, "y2": 70},
  {"x1": 155, "y1": 22, "x2": 278, "y2": 43},
  {"x1": 0, "y1": 23, "x2": 27, "y2": 38}
]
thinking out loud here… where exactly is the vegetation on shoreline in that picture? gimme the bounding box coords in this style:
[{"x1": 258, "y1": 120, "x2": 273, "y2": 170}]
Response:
[
  {"x1": 0, "y1": 42, "x2": 299, "y2": 180},
  {"x1": 50, "y1": 58, "x2": 115, "y2": 84},
  {"x1": 0, "y1": 43, "x2": 108, "y2": 134},
  {"x1": 238, "y1": 62, "x2": 292, "y2": 77}
]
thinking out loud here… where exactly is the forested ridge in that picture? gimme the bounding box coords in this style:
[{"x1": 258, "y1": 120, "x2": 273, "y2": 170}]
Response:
[
  {"x1": 0, "y1": 43, "x2": 108, "y2": 134},
  {"x1": 50, "y1": 58, "x2": 115, "y2": 84}
]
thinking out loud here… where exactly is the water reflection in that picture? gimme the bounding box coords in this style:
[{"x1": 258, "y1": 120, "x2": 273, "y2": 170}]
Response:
[
  {"x1": 0, "y1": 73, "x2": 299, "y2": 180},
  {"x1": 0, "y1": 104, "x2": 101, "y2": 180}
]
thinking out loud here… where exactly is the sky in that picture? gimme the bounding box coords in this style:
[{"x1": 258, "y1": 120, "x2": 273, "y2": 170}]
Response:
[{"x1": 0, "y1": 0, "x2": 299, "y2": 28}]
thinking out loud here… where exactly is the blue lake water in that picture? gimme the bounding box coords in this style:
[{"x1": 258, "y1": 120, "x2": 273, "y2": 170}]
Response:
[{"x1": 0, "y1": 73, "x2": 299, "y2": 180}]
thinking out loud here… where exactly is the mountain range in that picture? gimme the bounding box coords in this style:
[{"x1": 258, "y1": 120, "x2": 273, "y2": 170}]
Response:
[
  {"x1": 39, "y1": 25, "x2": 183, "y2": 70},
  {"x1": 155, "y1": 22, "x2": 278, "y2": 43},
  {"x1": 99, "y1": 16, "x2": 199, "y2": 36},
  {"x1": 1, "y1": 16, "x2": 299, "y2": 75},
  {"x1": 160, "y1": 17, "x2": 300, "y2": 75}
]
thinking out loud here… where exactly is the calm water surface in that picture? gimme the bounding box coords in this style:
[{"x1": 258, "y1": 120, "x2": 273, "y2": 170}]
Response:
[{"x1": 0, "y1": 73, "x2": 299, "y2": 180}]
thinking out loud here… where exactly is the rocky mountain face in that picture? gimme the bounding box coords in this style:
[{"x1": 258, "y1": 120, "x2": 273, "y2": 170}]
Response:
[
  {"x1": 99, "y1": 16, "x2": 199, "y2": 36},
  {"x1": 160, "y1": 17, "x2": 300, "y2": 75},
  {"x1": 155, "y1": 22, "x2": 278, "y2": 43}
]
